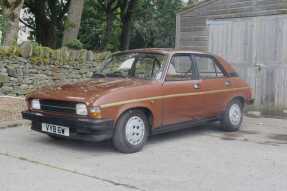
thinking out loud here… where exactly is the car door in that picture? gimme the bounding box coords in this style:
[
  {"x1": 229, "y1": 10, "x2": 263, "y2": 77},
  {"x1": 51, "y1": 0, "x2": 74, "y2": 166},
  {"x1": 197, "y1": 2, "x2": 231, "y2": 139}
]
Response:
[
  {"x1": 193, "y1": 54, "x2": 230, "y2": 117},
  {"x1": 162, "y1": 53, "x2": 205, "y2": 126}
]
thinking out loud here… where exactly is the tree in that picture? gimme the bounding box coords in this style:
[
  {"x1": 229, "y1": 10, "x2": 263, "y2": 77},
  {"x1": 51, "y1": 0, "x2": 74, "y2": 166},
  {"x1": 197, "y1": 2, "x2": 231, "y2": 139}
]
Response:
[
  {"x1": 79, "y1": 0, "x2": 122, "y2": 50},
  {"x1": 79, "y1": 0, "x2": 107, "y2": 50},
  {"x1": 0, "y1": 6, "x2": 4, "y2": 45},
  {"x1": 62, "y1": 0, "x2": 85, "y2": 46},
  {"x1": 96, "y1": 0, "x2": 120, "y2": 48},
  {"x1": 1, "y1": 0, "x2": 24, "y2": 46},
  {"x1": 22, "y1": 0, "x2": 71, "y2": 48},
  {"x1": 79, "y1": 0, "x2": 185, "y2": 51},
  {"x1": 119, "y1": 0, "x2": 136, "y2": 50},
  {"x1": 130, "y1": 0, "x2": 183, "y2": 49}
]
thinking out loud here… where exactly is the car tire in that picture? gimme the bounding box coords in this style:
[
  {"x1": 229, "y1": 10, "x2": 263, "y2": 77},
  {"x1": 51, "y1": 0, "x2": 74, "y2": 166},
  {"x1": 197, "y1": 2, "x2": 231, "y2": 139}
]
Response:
[
  {"x1": 112, "y1": 110, "x2": 149, "y2": 153},
  {"x1": 221, "y1": 99, "x2": 244, "y2": 132}
]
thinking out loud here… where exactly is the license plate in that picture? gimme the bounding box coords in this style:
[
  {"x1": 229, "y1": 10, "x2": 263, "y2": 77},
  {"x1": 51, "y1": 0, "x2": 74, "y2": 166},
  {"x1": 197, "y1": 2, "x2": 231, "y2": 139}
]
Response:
[{"x1": 41, "y1": 123, "x2": 70, "y2": 137}]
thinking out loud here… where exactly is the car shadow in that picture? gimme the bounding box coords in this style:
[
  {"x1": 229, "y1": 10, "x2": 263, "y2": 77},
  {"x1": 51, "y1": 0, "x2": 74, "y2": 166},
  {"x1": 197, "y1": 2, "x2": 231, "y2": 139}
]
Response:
[
  {"x1": 32, "y1": 135, "x2": 115, "y2": 154},
  {"x1": 148, "y1": 122, "x2": 222, "y2": 145},
  {"x1": 30, "y1": 122, "x2": 224, "y2": 154}
]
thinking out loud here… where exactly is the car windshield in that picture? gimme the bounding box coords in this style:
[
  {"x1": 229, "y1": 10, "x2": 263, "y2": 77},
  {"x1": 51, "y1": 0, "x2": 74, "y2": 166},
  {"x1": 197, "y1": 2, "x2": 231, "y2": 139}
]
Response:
[{"x1": 95, "y1": 52, "x2": 167, "y2": 80}]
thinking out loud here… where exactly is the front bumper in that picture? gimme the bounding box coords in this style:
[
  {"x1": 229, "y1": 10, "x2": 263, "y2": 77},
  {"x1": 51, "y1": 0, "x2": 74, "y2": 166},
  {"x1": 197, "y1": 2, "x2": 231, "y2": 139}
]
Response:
[{"x1": 22, "y1": 111, "x2": 114, "y2": 142}]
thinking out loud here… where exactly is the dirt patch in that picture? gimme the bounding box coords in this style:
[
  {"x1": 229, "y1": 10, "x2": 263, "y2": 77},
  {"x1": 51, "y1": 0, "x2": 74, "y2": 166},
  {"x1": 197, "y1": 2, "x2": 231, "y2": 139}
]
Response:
[
  {"x1": 221, "y1": 136, "x2": 236, "y2": 141},
  {"x1": 268, "y1": 134, "x2": 287, "y2": 142},
  {"x1": 240, "y1": 130, "x2": 259, "y2": 135},
  {"x1": 258, "y1": 141, "x2": 281, "y2": 147},
  {"x1": 223, "y1": 132, "x2": 242, "y2": 138},
  {"x1": 221, "y1": 132, "x2": 243, "y2": 141}
]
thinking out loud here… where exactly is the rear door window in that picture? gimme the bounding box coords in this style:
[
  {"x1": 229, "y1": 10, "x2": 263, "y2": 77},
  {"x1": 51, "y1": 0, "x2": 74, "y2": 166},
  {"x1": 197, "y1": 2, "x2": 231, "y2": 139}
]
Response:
[{"x1": 194, "y1": 55, "x2": 225, "y2": 79}]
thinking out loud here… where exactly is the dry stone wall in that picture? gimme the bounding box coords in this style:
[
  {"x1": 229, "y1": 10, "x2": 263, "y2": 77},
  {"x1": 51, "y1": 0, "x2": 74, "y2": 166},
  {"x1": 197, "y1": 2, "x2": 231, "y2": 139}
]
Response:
[{"x1": 0, "y1": 43, "x2": 109, "y2": 96}]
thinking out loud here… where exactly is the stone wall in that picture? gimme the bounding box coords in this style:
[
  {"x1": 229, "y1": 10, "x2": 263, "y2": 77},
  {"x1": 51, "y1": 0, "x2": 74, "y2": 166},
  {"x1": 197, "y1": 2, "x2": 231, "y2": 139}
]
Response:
[{"x1": 0, "y1": 44, "x2": 109, "y2": 96}]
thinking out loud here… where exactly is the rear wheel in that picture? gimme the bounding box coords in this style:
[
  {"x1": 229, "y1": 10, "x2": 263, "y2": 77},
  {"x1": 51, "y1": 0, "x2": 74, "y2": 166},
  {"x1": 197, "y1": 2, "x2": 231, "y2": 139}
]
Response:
[
  {"x1": 112, "y1": 110, "x2": 149, "y2": 153},
  {"x1": 221, "y1": 99, "x2": 243, "y2": 131}
]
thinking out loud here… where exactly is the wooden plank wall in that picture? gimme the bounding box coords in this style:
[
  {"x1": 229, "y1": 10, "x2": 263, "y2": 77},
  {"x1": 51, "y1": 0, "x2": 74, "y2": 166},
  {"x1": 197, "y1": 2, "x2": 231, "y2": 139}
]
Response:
[
  {"x1": 176, "y1": 0, "x2": 287, "y2": 50},
  {"x1": 176, "y1": 0, "x2": 287, "y2": 109},
  {"x1": 208, "y1": 15, "x2": 287, "y2": 109}
]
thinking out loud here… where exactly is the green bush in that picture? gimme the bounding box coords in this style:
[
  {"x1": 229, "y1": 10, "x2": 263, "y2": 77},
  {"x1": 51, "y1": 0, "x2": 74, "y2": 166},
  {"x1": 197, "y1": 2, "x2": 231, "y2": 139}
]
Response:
[
  {"x1": 0, "y1": 46, "x2": 21, "y2": 57},
  {"x1": 65, "y1": 39, "x2": 84, "y2": 50}
]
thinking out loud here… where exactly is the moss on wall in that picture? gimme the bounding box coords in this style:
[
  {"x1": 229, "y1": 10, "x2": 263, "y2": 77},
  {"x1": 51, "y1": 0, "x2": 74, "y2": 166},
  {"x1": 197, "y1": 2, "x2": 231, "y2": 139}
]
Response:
[{"x1": 0, "y1": 42, "x2": 111, "y2": 65}]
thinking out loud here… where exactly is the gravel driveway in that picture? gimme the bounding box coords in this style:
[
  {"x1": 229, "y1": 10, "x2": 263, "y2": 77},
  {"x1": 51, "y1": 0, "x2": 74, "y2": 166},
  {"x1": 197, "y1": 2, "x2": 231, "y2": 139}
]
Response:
[{"x1": 0, "y1": 117, "x2": 287, "y2": 191}]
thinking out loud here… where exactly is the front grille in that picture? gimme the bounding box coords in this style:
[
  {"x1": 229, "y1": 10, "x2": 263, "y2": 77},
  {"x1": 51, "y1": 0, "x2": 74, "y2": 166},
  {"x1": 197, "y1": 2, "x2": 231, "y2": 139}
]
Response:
[{"x1": 40, "y1": 100, "x2": 77, "y2": 114}]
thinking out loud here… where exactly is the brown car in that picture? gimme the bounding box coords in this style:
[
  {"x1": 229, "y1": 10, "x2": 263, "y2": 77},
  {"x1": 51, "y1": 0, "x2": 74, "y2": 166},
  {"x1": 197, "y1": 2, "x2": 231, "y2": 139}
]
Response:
[{"x1": 22, "y1": 49, "x2": 254, "y2": 153}]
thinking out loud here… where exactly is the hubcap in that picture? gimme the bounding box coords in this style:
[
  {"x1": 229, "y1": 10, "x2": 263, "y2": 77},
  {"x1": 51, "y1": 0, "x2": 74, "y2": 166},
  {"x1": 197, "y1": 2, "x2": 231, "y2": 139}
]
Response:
[
  {"x1": 125, "y1": 116, "x2": 145, "y2": 146},
  {"x1": 229, "y1": 103, "x2": 242, "y2": 126}
]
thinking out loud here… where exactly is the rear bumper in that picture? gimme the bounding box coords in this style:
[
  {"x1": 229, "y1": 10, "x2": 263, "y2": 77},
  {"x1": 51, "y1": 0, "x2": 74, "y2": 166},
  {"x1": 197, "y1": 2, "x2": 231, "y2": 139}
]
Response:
[{"x1": 22, "y1": 111, "x2": 114, "y2": 142}]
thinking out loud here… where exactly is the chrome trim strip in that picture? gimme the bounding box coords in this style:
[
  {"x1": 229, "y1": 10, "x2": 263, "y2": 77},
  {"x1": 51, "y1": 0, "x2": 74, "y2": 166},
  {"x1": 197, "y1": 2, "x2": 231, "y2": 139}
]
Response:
[{"x1": 100, "y1": 87, "x2": 249, "y2": 109}]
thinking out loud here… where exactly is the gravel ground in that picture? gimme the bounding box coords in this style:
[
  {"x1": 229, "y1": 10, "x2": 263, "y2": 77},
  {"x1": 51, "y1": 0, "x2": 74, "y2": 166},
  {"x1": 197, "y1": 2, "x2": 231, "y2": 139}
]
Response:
[{"x1": 0, "y1": 117, "x2": 287, "y2": 191}]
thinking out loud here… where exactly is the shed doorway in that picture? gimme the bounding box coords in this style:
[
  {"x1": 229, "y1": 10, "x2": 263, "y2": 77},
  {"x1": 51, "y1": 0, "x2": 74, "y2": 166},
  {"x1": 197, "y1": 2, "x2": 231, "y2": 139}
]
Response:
[{"x1": 208, "y1": 15, "x2": 287, "y2": 109}]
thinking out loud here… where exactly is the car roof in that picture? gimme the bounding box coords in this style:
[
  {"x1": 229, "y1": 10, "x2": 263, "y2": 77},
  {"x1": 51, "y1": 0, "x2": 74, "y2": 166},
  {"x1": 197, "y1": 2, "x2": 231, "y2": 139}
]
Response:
[{"x1": 121, "y1": 48, "x2": 209, "y2": 55}]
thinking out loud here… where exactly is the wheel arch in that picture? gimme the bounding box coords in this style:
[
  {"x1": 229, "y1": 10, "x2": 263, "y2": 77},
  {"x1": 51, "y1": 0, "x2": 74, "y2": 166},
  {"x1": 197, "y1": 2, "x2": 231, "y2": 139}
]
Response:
[
  {"x1": 231, "y1": 96, "x2": 245, "y2": 106},
  {"x1": 115, "y1": 105, "x2": 155, "y2": 132},
  {"x1": 224, "y1": 95, "x2": 246, "y2": 112}
]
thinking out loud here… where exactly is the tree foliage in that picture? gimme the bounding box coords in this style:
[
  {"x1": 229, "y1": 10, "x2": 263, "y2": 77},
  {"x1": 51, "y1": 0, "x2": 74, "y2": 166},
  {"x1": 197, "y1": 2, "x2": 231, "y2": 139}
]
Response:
[
  {"x1": 3, "y1": 0, "x2": 185, "y2": 50},
  {"x1": 78, "y1": 0, "x2": 183, "y2": 51},
  {"x1": 78, "y1": 0, "x2": 109, "y2": 50},
  {"x1": 22, "y1": 0, "x2": 71, "y2": 48},
  {"x1": 187, "y1": 0, "x2": 201, "y2": 6},
  {"x1": 130, "y1": 0, "x2": 183, "y2": 49},
  {"x1": 0, "y1": 8, "x2": 6, "y2": 45}
]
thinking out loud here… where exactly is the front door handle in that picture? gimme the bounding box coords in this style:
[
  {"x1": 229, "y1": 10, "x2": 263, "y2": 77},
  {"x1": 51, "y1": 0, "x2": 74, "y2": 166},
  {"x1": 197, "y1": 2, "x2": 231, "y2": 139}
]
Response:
[{"x1": 193, "y1": 83, "x2": 200, "y2": 89}]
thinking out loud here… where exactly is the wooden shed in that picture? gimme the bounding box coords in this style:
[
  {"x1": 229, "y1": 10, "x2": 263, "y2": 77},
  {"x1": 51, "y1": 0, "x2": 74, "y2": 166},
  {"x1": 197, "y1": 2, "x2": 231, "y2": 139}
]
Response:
[{"x1": 176, "y1": 0, "x2": 287, "y2": 111}]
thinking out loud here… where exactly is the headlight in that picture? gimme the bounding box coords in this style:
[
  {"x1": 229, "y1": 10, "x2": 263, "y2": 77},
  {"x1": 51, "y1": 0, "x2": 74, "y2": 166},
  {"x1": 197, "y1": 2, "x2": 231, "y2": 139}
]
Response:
[
  {"x1": 76, "y1": 103, "x2": 88, "y2": 116},
  {"x1": 31, "y1": 99, "x2": 41, "y2": 110},
  {"x1": 89, "y1": 106, "x2": 102, "y2": 119}
]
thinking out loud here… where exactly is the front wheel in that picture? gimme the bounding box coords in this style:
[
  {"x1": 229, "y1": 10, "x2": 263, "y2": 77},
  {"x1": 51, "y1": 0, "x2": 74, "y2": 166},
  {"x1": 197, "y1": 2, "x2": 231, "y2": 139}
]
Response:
[
  {"x1": 221, "y1": 99, "x2": 243, "y2": 132},
  {"x1": 112, "y1": 110, "x2": 149, "y2": 153}
]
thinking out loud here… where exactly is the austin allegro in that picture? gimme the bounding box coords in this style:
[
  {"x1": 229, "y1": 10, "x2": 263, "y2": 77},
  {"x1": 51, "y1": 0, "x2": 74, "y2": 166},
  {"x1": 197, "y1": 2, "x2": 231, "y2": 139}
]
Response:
[{"x1": 22, "y1": 49, "x2": 254, "y2": 153}]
